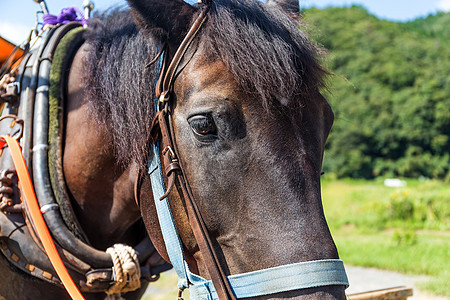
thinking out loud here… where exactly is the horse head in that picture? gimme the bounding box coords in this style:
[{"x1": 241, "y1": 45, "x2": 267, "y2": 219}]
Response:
[{"x1": 128, "y1": 0, "x2": 345, "y2": 298}]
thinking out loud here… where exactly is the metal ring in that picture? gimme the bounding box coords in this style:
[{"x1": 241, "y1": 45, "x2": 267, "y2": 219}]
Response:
[
  {"x1": 0, "y1": 115, "x2": 24, "y2": 141},
  {"x1": 32, "y1": 143, "x2": 49, "y2": 152}
]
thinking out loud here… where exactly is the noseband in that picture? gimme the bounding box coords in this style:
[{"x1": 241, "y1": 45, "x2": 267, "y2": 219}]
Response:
[{"x1": 148, "y1": 3, "x2": 348, "y2": 300}]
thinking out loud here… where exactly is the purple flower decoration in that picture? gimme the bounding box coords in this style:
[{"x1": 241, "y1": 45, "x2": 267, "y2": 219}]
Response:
[{"x1": 42, "y1": 7, "x2": 88, "y2": 28}]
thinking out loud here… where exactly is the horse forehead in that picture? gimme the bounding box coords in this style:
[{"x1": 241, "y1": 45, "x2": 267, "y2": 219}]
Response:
[{"x1": 177, "y1": 54, "x2": 240, "y2": 100}]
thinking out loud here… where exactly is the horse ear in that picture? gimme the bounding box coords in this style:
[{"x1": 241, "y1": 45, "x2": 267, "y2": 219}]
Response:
[
  {"x1": 266, "y1": 0, "x2": 300, "y2": 18},
  {"x1": 127, "y1": 0, "x2": 196, "y2": 42}
]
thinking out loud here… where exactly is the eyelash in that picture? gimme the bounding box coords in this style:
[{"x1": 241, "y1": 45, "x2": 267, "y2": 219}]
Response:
[{"x1": 188, "y1": 114, "x2": 217, "y2": 140}]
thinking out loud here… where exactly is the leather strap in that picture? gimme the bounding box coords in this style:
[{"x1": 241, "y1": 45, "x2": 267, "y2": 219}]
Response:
[
  {"x1": 156, "y1": 5, "x2": 210, "y2": 104},
  {"x1": 150, "y1": 6, "x2": 237, "y2": 297},
  {"x1": 0, "y1": 135, "x2": 85, "y2": 300}
]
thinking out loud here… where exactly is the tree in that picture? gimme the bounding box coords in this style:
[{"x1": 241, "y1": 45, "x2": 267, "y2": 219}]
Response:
[{"x1": 301, "y1": 6, "x2": 450, "y2": 179}]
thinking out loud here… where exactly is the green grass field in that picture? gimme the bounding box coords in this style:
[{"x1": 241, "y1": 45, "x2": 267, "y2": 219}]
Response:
[
  {"x1": 144, "y1": 178, "x2": 449, "y2": 298},
  {"x1": 322, "y1": 178, "x2": 449, "y2": 297},
  {"x1": 142, "y1": 271, "x2": 180, "y2": 300}
]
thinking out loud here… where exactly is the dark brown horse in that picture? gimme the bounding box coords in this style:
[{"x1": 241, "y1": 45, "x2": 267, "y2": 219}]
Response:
[{"x1": 0, "y1": 0, "x2": 346, "y2": 298}]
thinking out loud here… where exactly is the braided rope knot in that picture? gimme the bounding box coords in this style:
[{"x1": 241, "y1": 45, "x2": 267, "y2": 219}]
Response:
[{"x1": 106, "y1": 244, "x2": 141, "y2": 295}]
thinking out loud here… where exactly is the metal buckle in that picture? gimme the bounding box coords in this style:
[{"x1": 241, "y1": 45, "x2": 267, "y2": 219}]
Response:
[
  {"x1": 158, "y1": 93, "x2": 170, "y2": 113},
  {"x1": 6, "y1": 82, "x2": 20, "y2": 94},
  {"x1": 162, "y1": 146, "x2": 177, "y2": 161},
  {"x1": 1, "y1": 82, "x2": 20, "y2": 104},
  {"x1": 159, "y1": 92, "x2": 170, "y2": 104},
  {"x1": 177, "y1": 289, "x2": 184, "y2": 300}
]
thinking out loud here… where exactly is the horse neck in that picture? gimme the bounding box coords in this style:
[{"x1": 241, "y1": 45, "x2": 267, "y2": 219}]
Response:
[{"x1": 63, "y1": 43, "x2": 142, "y2": 249}]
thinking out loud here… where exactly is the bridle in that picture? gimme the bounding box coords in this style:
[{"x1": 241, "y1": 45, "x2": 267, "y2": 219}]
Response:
[
  {"x1": 150, "y1": 4, "x2": 235, "y2": 299},
  {"x1": 148, "y1": 2, "x2": 348, "y2": 300}
]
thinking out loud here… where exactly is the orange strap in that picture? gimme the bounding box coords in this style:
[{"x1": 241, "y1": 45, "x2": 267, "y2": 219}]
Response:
[{"x1": 0, "y1": 135, "x2": 85, "y2": 300}]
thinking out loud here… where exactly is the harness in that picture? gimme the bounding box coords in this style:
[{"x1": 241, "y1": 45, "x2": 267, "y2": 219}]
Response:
[
  {"x1": 0, "y1": 21, "x2": 170, "y2": 295},
  {"x1": 148, "y1": 3, "x2": 349, "y2": 300}
]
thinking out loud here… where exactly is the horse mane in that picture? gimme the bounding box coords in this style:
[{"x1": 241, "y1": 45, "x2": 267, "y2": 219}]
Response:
[
  {"x1": 82, "y1": 8, "x2": 158, "y2": 169},
  {"x1": 82, "y1": 0, "x2": 327, "y2": 168}
]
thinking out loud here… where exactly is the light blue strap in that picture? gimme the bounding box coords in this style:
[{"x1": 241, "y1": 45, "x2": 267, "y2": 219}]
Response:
[
  {"x1": 148, "y1": 48, "x2": 206, "y2": 290},
  {"x1": 190, "y1": 259, "x2": 349, "y2": 299},
  {"x1": 149, "y1": 143, "x2": 211, "y2": 291},
  {"x1": 148, "y1": 142, "x2": 191, "y2": 289}
]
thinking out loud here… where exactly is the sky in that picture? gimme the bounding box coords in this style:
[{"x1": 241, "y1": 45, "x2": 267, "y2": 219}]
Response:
[{"x1": 0, "y1": 0, "x2": 449, "y2": 45}]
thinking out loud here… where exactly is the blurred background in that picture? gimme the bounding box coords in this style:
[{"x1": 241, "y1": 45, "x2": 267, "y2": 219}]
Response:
[
  {"x1": 1, "y1": 0, "x2": 448, "y2": 299},
  {"x1": 301, "y1": 3, "x2": 449, "y2": 298}
]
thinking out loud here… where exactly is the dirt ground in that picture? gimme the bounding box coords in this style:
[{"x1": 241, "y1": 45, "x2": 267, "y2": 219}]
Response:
[{"x1": 345, "y1": 265, "x2": 448, "y2": 300}]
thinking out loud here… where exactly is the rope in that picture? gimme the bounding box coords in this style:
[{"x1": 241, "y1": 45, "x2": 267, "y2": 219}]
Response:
[{"x1": 106, "y1": 244, "x2": 141, "y2": 295}]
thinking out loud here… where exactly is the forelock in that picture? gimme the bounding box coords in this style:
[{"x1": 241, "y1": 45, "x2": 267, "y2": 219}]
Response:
[{"x1": 201, "y1": 0, "x2": 328, "y2": 109}]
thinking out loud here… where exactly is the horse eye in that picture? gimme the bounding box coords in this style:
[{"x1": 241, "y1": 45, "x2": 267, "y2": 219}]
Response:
[{"x1": 188, "y1": 115, "x2": 217, "y2": 138}]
